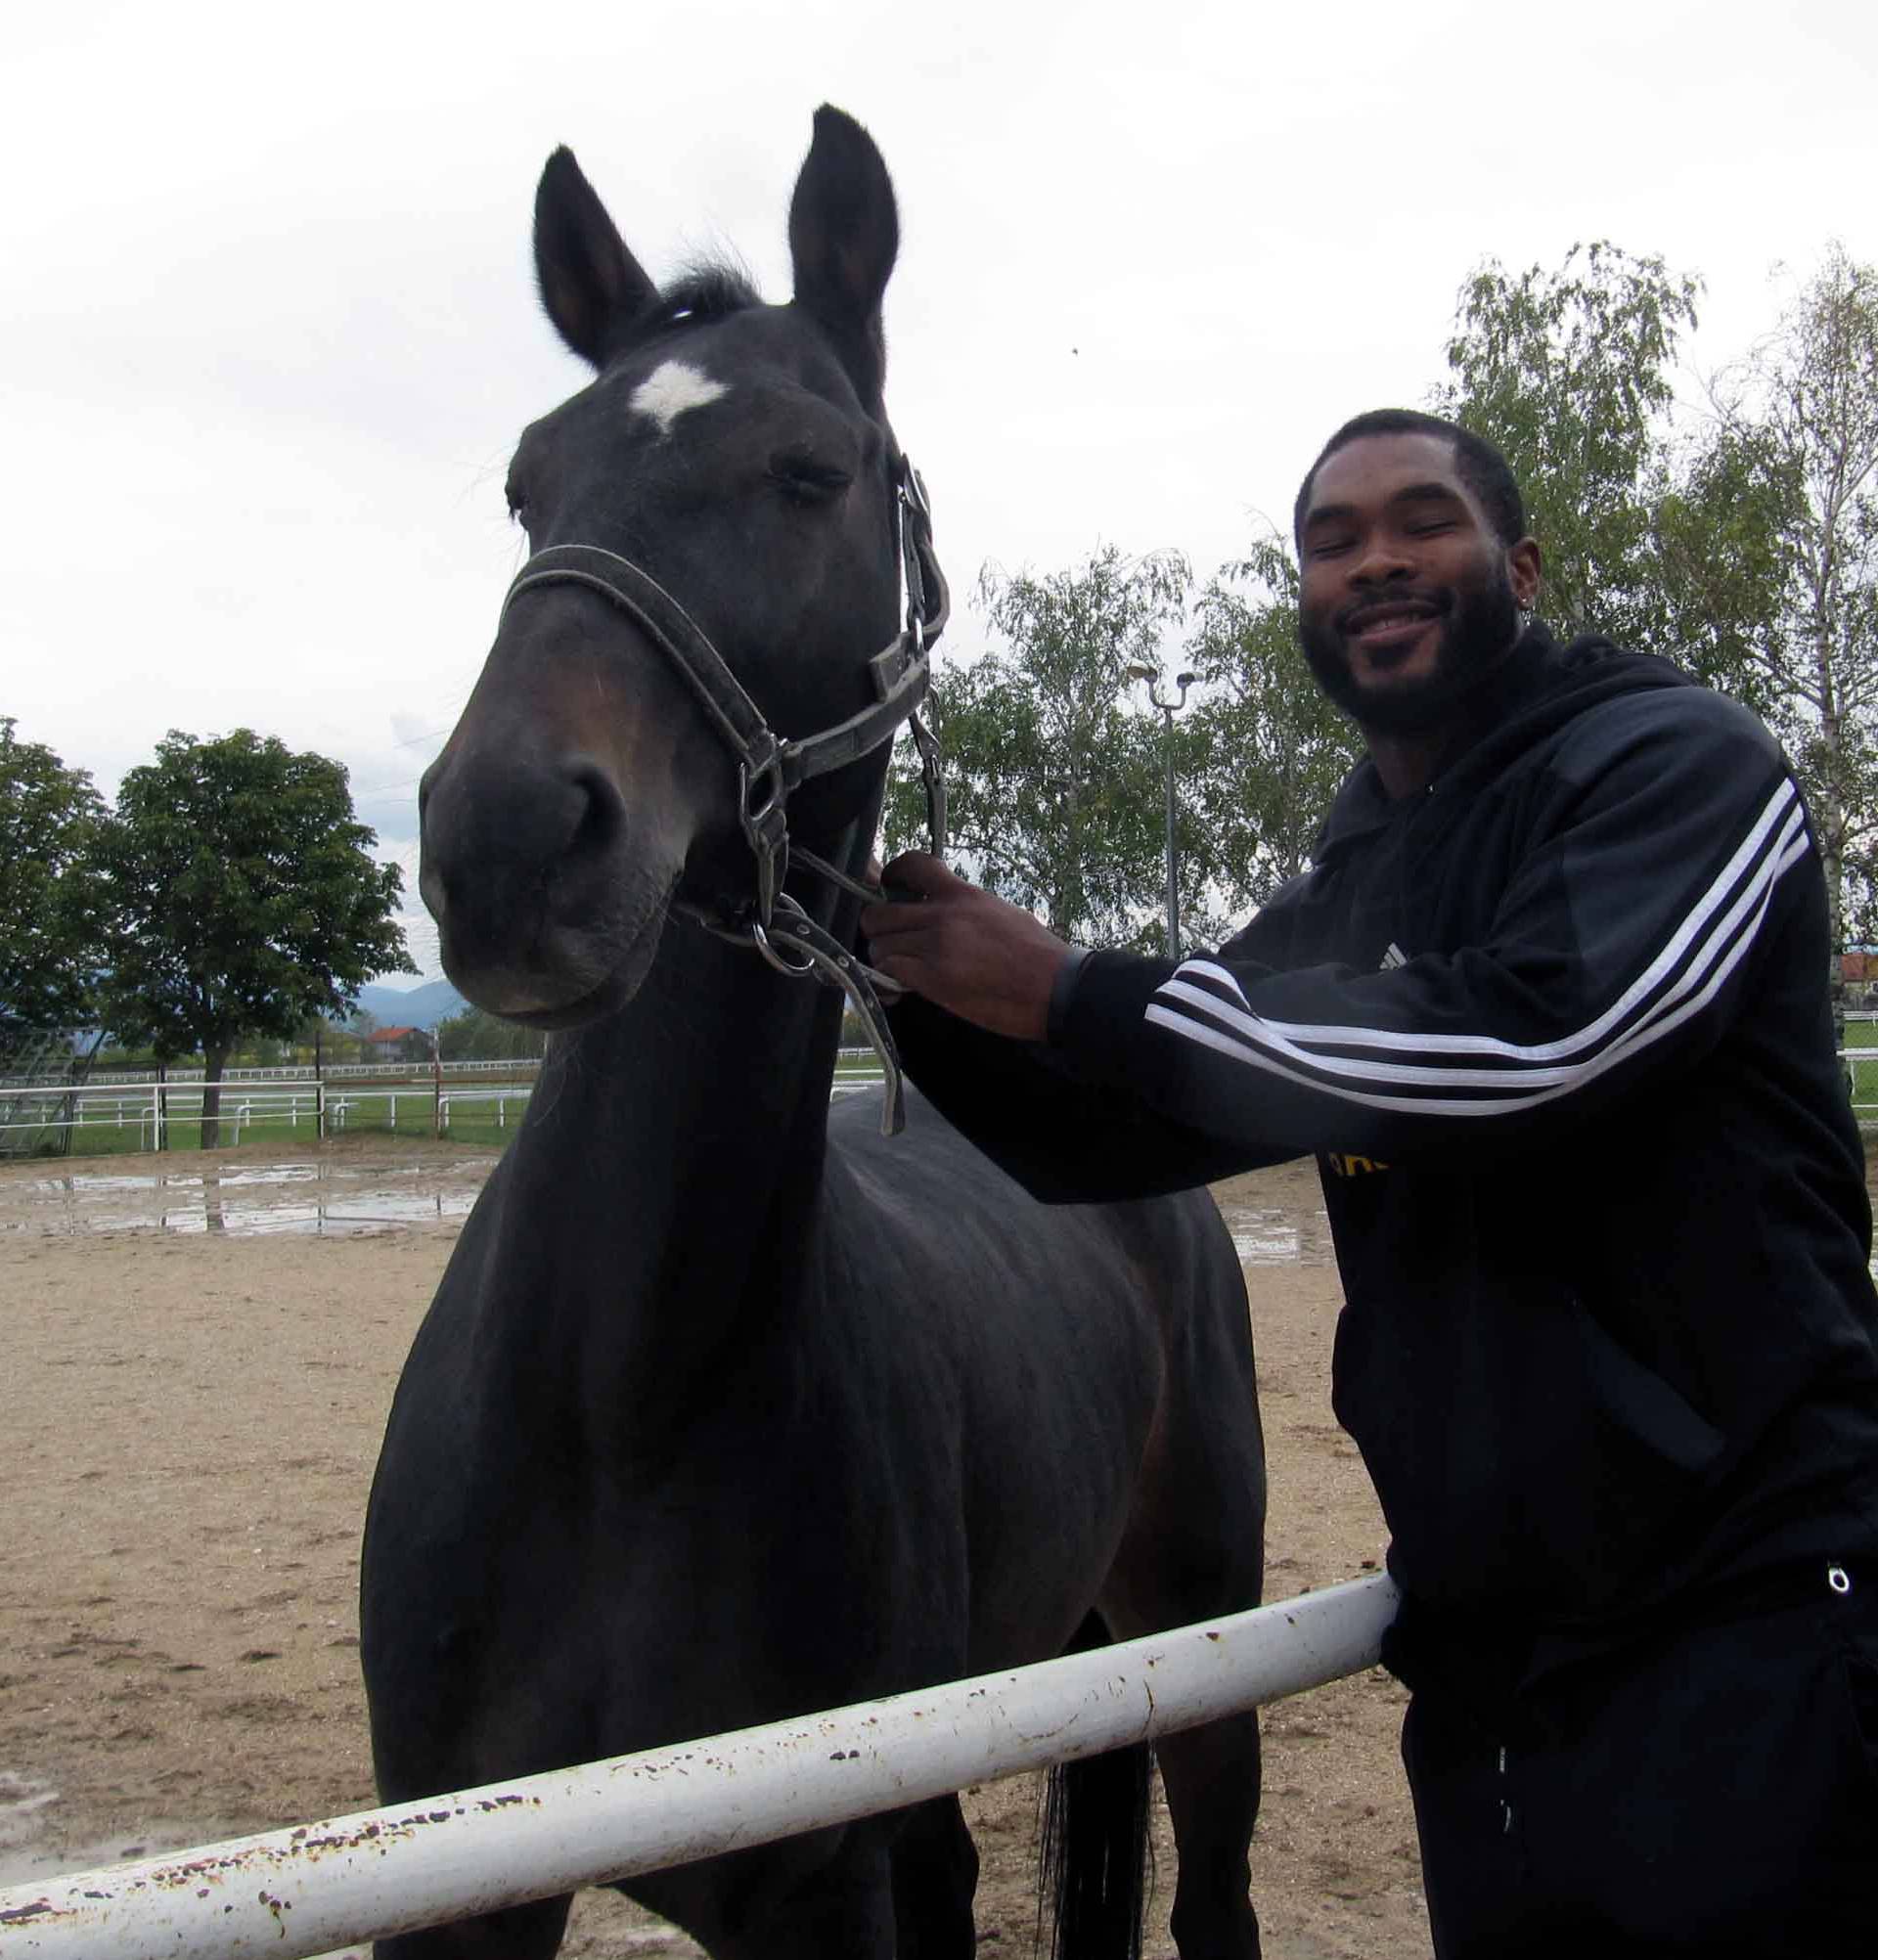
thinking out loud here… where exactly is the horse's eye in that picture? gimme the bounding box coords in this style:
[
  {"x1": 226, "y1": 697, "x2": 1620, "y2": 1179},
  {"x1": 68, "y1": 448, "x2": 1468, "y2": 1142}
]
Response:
[
  {"x1": 768, "y1": 451, "x2": 852, "y2": 507},
  {"x1": 505, "y1": 483, "x2": 530, "y2": 526}
]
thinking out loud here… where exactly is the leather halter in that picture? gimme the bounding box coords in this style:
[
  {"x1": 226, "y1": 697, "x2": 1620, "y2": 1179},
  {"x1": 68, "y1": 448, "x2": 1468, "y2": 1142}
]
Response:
[{"x1": 497, "y1": 456, "x2": 950, "y2": 1136}]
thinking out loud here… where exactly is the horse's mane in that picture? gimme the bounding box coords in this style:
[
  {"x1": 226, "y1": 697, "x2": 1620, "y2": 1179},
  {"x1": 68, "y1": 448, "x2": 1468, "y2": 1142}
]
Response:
[{"x1": 642, "y1": 257, "x2": 762, "y2": 337}]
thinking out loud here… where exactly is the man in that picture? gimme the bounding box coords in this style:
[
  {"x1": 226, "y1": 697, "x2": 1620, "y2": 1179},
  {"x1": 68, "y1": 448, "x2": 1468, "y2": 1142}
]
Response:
[{"x1": 862, "y1": 410, "x2": 1878, "y2": 1956}]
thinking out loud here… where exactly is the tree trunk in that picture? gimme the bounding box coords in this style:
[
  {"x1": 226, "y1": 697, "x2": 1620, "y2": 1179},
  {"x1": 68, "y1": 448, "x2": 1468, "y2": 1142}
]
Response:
[
  {"x1": 1813, "y1": 611, "x2": 1850, "y2": 1077},
  {"x1": 201, "y1": 1046, "x2": 228, "y2": 1153}
]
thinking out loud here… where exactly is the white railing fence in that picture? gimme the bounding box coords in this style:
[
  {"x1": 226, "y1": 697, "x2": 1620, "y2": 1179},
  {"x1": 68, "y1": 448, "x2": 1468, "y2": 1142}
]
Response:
[
  {"x1": 1844, "y1": 1046, "x2": 1878, "y2": 1117},
  {"x1": 0, "y1": 1060, "x2": 889, "y2": 1157},
  {"x1": 0, "y1": 1080, "x2": 505, "y2": 1153},
  {"x1": 0, "y1": 1574, "x2": 1398, "y2": 1960},
  {"x1": 57, "y1": 1057, "x2": 543, "y2": 1087},
  {"x1": 8, "y1": 1049, "x2": 885, "y2": 1091}
]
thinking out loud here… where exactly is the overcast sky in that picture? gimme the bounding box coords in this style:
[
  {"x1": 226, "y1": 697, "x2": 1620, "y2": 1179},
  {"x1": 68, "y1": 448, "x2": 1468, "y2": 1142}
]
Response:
[{"x1": 5, "y1": 0, "x2": 1872, "y2": 983}]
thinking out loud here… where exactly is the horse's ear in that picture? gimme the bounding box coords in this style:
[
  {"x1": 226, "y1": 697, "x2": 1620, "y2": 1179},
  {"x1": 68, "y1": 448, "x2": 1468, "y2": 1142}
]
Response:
[
  {"x1": 787, "y1": 106, "x2": 899, "y2": 397},
  {"x1": 533, "y1": 148, "x2": 657, "y2": 369}
]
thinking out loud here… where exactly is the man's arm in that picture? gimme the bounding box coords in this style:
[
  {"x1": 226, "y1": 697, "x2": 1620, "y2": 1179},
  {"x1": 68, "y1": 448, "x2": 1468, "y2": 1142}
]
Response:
[
  {"x1": 881, "y1": 986, "x2": 1282, "y2": 1203},
  {"x1": 865, "y1": 861, "x2": 1302, "y2": 1203},
  {"x1": 870, "y1": 687, "x2": 1820, "y2": 1178}
]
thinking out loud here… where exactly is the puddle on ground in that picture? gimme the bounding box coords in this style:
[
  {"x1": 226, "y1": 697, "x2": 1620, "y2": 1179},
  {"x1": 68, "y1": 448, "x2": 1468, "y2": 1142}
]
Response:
[
  {"x1": 0, "y1": 1771, "x2": 60, "y2": 1868},
  {"x1": 0, "y1": 1773, "x2": 190, "y2": 1893},
  {"x1": 0, "y1": 1785, "x2": 320, "y2": 1926},
  {"x1": 97, "y1": 1190, "x2": 479, "y2": 1236},
  {"x1": 1218, "y1": 1203, "x2": 1335, "y2": 1267},
  {"x1": 5, "y1": 1160, "x2": 486, "y2": 1240},
  {"x1": 9, "y1": 1160, "x2": 1331, "y2": 1263}
]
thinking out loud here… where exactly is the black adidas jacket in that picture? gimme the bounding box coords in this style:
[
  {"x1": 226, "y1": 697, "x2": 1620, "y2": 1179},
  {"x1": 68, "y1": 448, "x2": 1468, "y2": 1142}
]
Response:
[{"x1": 889, "y1": 627, "x2": 1878, "y2": 1635}]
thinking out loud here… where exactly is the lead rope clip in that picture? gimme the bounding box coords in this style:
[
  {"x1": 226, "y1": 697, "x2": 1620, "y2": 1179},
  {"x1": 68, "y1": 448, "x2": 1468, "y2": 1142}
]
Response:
[{"x1": 763, "y1": 901, "x2": 908, "y2": 1138}]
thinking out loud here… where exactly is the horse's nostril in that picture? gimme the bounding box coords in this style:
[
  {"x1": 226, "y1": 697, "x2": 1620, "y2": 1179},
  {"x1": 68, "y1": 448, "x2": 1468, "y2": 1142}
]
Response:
[
  {"x1": 564, "y1": 765, "x2": 627, "y2": 867},
  {"x1": 421, "y1": 756, "x2": 626, "y2": 928}
]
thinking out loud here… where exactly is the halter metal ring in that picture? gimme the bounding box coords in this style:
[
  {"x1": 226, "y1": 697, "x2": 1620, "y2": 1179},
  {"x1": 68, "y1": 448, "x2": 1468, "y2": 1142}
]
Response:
[{"x1": 750, "y1": 906, "x2": 817, "y2": 978}]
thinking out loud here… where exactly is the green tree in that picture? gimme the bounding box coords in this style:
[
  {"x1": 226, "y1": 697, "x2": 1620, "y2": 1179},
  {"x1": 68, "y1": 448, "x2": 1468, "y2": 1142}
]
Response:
[
  {"x1": 1681, "y1": 247, "x2": 1878, "y2": 965},
  {"x1": 94, "y1": 730, "x2": 415, "y2": 1147},
  {"x1": 0, "y1": 717, "x2": 107, "y2": 1048},
  {"x1": 884, "y1": 547, "x2": 1191, "y2": 949},
  {"x1": 1651, "y1": 420, "x2": 1797, "y2": 709},
  {"x1": 1183, "y1": 536, "x2": 1362, "y2": 913},
  {"x1": 1435, "y1": 242, "x2": 1701, "y2": 649}
]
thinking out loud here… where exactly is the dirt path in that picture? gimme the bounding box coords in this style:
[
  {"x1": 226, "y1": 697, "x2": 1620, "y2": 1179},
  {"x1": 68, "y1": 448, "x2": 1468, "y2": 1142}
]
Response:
[{"x1": 0, "y1": 1141, "x2": 1424, "y2": 1956}]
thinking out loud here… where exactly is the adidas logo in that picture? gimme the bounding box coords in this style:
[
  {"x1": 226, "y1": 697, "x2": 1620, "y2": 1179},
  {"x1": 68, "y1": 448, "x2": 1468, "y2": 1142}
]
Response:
[{"x1": 1379, "y1": 942, "x2": 1408, "y2": 971}]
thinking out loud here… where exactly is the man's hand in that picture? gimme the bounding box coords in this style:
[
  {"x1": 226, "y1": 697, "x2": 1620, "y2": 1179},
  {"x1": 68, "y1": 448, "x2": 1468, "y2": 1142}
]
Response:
[{"x1": 860, "y1": 854, "x2": 1074, "y2": 1043}]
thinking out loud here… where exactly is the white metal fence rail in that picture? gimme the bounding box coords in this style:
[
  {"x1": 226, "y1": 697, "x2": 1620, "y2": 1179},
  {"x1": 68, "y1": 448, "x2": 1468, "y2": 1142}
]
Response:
[
  {"x1": 0, "y1": 1082, "x2": 365, "y2": 1150},
  {"x1": 0, "y1": 1061, "x2": 888, "y2": 1152},
  {"x1": 0, "y1": 1574, "x2": 1398, "y2": 1960},
  {"x1": 7, "y1": 1050, "x2": 884, "y2": 1091}
]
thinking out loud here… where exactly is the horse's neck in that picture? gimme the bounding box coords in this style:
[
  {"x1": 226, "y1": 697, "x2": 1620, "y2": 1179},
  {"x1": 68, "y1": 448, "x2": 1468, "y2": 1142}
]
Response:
[
  {"x1": 531, "y1": 921, "x2": 841, "y2": 1230},
  {"x1": 490, "y1": 830, "x2": 872, "y2": 1363}
]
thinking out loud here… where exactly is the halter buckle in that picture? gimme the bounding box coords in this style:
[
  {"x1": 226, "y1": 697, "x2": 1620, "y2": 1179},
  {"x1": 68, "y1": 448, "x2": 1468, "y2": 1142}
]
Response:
[{"x1": 739, "y1": 748, "x2": 789, "y2": 928}]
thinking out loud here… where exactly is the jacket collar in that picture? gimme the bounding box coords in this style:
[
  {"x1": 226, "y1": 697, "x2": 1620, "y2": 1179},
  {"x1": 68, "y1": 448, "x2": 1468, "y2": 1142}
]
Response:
[{"x1": 1313, "y1": 623, "x2": 1693, "y2": 864}]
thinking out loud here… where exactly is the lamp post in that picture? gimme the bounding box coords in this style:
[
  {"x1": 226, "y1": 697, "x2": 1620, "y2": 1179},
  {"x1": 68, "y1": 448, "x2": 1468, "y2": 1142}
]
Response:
[{"x1": 1128, "y1": 664, "x2": 1196, "y2": 959}]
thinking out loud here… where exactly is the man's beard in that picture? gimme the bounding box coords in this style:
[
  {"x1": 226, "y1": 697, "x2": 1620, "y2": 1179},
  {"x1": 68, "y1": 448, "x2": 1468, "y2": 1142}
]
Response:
[{"x1": 1300, "y1": 560, "x2": 1523, "y2": 735}]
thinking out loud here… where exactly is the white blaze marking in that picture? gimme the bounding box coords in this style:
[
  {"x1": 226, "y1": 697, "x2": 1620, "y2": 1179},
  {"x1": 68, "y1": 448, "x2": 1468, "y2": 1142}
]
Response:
[{"x1": 628, "y1": 359, "x2": 729, "y2": 436}]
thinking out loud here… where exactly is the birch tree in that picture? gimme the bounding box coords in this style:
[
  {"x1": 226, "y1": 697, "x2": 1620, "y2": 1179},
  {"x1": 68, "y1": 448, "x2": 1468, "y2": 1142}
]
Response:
[
  {"x1": 1435, "y1": 242, "x2": 1701, "y2": 651},
  {"x1": 1686, "y1": 247, "x2": 1878, "y2": 959},
  {"x1": 883, "y1": 548, "x2": 1187, "y2": 949}
]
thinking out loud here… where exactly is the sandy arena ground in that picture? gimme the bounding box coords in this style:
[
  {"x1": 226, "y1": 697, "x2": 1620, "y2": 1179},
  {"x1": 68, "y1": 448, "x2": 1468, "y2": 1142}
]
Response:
[{"x1": 0, "y1": 1136, "x2": 1426, "y2": 1957}]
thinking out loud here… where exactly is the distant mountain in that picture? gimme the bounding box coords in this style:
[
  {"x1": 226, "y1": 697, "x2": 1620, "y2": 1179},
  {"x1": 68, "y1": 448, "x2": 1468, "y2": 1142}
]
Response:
[{"x1": 353, "y1": 978, "x2": 468, "y2": 1030}]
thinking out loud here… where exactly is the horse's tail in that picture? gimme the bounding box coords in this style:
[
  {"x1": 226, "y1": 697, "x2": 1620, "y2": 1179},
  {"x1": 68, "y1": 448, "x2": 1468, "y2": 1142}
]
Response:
[{"x1": 1039, "y1": 1617, "x2": 1151, "y2": 1960}]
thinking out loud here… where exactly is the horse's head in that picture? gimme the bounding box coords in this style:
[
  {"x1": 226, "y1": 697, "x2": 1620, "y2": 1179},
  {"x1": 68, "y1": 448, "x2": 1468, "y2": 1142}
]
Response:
[{"x1": 420, "y1": 107, "x2": 930, "y2": 1027}]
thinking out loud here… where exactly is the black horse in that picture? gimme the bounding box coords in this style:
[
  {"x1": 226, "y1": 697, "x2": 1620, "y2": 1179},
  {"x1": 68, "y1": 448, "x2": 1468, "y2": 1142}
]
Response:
[{"x1": 361, "y1": 107, "x2": 1267, "y2": 1960}]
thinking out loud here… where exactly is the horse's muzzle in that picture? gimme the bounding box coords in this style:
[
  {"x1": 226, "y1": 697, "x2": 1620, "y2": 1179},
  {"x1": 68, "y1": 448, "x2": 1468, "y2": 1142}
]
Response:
[{"x1": 419, "y1": 747, "x2": 664, "y2": 1020}]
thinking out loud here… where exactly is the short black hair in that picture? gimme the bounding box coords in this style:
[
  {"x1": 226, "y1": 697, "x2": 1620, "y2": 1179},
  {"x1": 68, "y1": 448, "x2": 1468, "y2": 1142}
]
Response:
[{"x1": 1293, "y1": 409, "x2": 1528, "y2": 549}]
